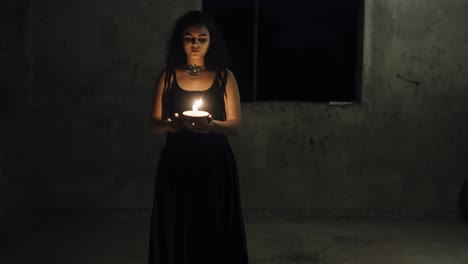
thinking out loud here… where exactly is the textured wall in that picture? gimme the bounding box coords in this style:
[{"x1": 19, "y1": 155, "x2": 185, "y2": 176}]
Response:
[
  {"x1": 233, "y1": 0, "x2": 468, "y2": 217},
  {"x1": 31, "y1": 0, "x2": 468, "y2": 218},
  {"x1": 0, "y1": 0, "x2": 34, "y2": 239},
  {"x1": 31, "y1": 0, "x2": 202, "y2": 209}
]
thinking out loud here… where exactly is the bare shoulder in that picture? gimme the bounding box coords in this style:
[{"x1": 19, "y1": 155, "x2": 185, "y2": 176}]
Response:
[
  {"x1": 225, "y1": 69, "x2": 236, "y2": 78},
  {"x1": 156, "y1": 68, "x2": 175, "y2": 89},
  {"x1": 223, "y1": 69, "x2": 240, "y2": 101},
  {"x1": 222, "y1": 69, "x2": 238, "y2": 84},
  {"x1": 159, "y1": 68, "x2": 174, "y2": 81}
]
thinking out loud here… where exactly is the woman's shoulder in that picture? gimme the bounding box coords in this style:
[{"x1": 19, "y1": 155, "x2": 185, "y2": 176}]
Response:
[
  {"x1": 159, "y1": 66, "x2": 177, "y2": 75},
  {"x1": 157, "y1": 67, "x2": 179, "y2": 82},
  {"x1": 216, "y1": 68, "x2": 235, "y2": 79}
]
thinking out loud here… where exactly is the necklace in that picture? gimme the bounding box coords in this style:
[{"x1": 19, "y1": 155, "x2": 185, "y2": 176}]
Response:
[{"x1": 186, "y1": 64, "x2": 204, "y2": 77}]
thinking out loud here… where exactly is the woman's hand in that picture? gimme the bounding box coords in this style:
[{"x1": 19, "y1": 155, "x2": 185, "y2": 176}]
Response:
[
  {"x1": 165, "y1": 112, "x2": 184, "y2": 132},
  {"x1": 184, "y1": 114, "x2": 214, "y2": 134}
]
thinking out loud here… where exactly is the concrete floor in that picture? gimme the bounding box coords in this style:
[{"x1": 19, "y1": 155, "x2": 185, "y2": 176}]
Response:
[{"x1": 3, "y1": 213, "x2": 468, "y2": 264}]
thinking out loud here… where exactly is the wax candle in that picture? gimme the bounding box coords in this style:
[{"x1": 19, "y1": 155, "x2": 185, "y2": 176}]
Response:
[{"x1": 183, "y1": 98, "x2": 210, "y2": 124}]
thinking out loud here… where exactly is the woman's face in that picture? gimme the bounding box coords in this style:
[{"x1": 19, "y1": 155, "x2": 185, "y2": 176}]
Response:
[{"x1": 183, "y1": 25, "x2": 210, "y2": 65}]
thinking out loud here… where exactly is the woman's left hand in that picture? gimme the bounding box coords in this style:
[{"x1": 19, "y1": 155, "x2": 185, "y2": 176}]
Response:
[{"x1": 185, "y1": 114, "x2": 214, "y2": 134}]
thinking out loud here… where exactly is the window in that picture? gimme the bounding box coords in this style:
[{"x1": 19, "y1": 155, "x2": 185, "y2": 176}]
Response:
[{"x1": 203, "y1": 0, "x2": 363, "y2": 102}]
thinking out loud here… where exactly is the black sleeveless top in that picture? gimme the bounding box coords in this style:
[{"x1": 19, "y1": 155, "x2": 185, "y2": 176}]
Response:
[{"x1": 162, "y1": 68, "x2": 229, "y2": 148}]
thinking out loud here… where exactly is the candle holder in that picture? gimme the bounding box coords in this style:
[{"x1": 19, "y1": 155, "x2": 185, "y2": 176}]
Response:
[
  {"x1": 182, "y1": 110, "x2": 210, "y2": 125},
  {"x1": 183, "y1": 98, "x2": 210, "y2": 125}
]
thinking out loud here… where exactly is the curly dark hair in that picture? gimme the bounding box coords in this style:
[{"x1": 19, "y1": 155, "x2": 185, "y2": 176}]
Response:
[{"x1": 165, "y1": 10, "x2": 231, "y2": 71}]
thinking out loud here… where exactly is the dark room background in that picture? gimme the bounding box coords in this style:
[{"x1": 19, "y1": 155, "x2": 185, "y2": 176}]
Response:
[{"x1": 2, "y1": 0, "x2": 468, "y2": 248}]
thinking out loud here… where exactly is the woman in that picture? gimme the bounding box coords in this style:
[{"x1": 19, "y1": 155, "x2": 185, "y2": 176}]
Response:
[{"x1": 148, "y1": 10, "x2": 249, "y2": 264}]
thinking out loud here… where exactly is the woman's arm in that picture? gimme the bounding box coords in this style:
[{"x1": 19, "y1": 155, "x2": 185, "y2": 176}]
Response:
[
  {"x1": 212, "y1": 70, "x2": 242, "y2": 136},
  {"x1": 150, "y1": 70, "x2": 183, "y2": 136}
]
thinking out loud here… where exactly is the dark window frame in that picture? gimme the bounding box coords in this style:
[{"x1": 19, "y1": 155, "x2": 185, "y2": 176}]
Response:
[{"x1": 203, "y1": 0, "x2": 364, "y2": 103}]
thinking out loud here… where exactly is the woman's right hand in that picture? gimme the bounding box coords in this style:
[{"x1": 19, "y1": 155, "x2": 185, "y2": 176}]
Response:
[{"x1": 164, "y1": 112, "x2": 184, "y2": 132}]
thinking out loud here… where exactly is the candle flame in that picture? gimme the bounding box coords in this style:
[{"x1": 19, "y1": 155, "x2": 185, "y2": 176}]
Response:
[{"x1": 193, "y1": 98, "x2": 203, "y2": 112}]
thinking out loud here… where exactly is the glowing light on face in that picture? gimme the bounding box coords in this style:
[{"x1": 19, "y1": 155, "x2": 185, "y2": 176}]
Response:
[{"x1": 183, "y1": 26, "x2": 210, "y2": 64}]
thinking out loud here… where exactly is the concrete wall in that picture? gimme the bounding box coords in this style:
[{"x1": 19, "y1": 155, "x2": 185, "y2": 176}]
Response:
[
  {"x1": 233, "y1": 0, "x2": 468, "y2": 218},
  {"x1": 0, "y1": 0, "x2": 34, "y2": 239},
  {"x1": 30, "y1": 0, "x2": 468, "y2": 218},
  {"x1": 31, "y1": 0, "x2": 202, "y2": 209}
]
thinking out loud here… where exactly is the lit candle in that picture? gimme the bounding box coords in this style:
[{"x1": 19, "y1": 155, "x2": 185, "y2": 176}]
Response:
[{"x1": 182, "y1": 98, "x2": 210, "y2": 124}]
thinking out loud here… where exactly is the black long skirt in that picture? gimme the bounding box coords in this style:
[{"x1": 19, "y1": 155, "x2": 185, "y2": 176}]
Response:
[{"x1": 148, "y1": 136, "x2": 249, "y2": 264}]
